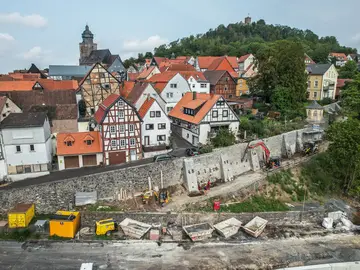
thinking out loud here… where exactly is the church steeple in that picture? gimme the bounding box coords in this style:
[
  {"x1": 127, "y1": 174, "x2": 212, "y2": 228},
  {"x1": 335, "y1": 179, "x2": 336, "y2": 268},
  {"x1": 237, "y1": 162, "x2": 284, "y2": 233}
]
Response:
[{"x1": 79, "y1": 24, "x2": 97, "y2": 65}]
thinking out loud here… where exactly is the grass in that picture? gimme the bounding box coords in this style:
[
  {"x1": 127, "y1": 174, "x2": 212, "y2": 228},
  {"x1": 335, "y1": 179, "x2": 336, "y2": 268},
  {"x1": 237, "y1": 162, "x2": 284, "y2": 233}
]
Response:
[{"x1": 0, "y1": 228, "x2": 32, "y2": 241}]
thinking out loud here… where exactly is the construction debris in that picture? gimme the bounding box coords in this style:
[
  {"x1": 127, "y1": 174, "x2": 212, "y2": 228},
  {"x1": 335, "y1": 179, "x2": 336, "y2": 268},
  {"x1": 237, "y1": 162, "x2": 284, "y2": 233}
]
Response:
[
  {"x1": 183, "y1": 223, "x2": 214, "y2": 242},
  {"x1": 322, "y1": 218, "x2": 333, "y2": 229},
  {"x1": 119, "y1": 218, "x2": 152, "y2": 239},
  {"x1": 75, "y1": 191, "x2": 97, "y2": 206},
  {"x1": 243, "y1": 216, "x2": 268, "y2": 238},
  {"x1": 214, "y1": 218, "x2": 242, "y2": 238}
]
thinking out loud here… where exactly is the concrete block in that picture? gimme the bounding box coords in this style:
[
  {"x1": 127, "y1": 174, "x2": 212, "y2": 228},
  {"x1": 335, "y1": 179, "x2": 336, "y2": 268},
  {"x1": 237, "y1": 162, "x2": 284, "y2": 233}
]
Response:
[
  {"x1": 250, "y1": 149, "x2": 261, "y2": 171},
  {"x1": 183, "y1": 159, "x2": 199, "y2": 193},
  {"x1": 220, "y1": 154, "x2": 234, "y2": 182}
]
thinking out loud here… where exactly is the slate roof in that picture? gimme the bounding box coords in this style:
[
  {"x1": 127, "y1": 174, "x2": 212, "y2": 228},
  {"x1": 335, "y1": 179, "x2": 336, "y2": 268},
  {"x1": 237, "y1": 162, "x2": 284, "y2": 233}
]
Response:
[
  {"x1": 306, "y1": 100, "x2": 323, "y2": 110},
  {"x1": 0, "y1": 112, "x2": 47, "y2": 128},
  {"x1": 80, "y1": 50, "x2": 122, "y2": 66},
  {"x1": 28, "y1": 64, "x2": 47, "y2": 78},
  {"x1": 306, "y1": 64, "x2": 332, "y2": 75},
  {"x1": 49, "y1": 65, "x2": 92, "y2": 77},
  {"x1": 203, "y1": 70, "x2": 227, "y2": 85}
]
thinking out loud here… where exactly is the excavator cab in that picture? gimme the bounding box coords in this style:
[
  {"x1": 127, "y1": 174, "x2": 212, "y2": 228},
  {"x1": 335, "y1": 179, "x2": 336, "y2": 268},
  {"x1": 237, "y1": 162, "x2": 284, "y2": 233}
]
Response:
[
  {"x1": 303, "y1": 142, "x2": 318, "y2": 156},
  {"x1": 268, "y1": 156, "x2": 281, "y2": 169}
]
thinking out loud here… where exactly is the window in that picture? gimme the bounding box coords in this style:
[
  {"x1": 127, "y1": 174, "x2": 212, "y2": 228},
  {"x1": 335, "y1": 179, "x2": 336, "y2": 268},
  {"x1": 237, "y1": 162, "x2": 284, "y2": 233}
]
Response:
[
  {"x1": 110, "y1": 126, "x2": 116, "y2": 134},
  {"x1": 156, "y1": 111, "x2": 161, "y2": 117},
  {"x1": 120, "y1": 139, "x2": 126, "y2": 147},
  {"x1": 313, "y1": 110, "x2": 318, "y2": 117},
  {"x1": 216, "y1": 100, "x2": 225, "y2": 106},
  {"x1": 146, "y1": 124, "x2": 154, "y2": 130},
  {"x1": 5, "y1": 103, "x2": 9, "y2": 108},
  {"x1": 239, "y1": 81, "x2": 243, "y2": 88},
  {"x1": 118, "y1": 110, "x2": 124, "y2": 118},
  {"x1": 313, "y1": 92, "x2": 318, "y2": 98},
  {"x1": 111, "y1": 140, "x2": 117, "y2": 147},
  {"x1": 184, "y1": 108, "x2": 194, "y2": 116},
  {"x1": 223, "y1": 110, "x2": 229, "y2": 117},
  {"x1": 118, "y1": 100, "x2": 124, "y2": 107},
  {"x1": 16, "y1": 145, "x2": 21, "y2": 152},
  {"x1": 157, "y1": 135, "x2": 166, "y2": 141},
  {"x1": 150, "y1": 111, "x2": 155, "y2": 118},
  {"x1": 187, "y1": 133, "x2": 189, "y2": 138},
  {"x1": 167, "y1": 107, "x2": 173, "y2": 113},
  {"x1": 224, "y1": 85, "x2": 228, "y2": 91},
  {"x1": 30, "y1": 144, "x2": 35, "y2": 151},
  {"x1": 119, "y1": 124, "x2": 125, "y2": 133},
  {"x1": 158, "y1": 123, "x2": 166, "y2": 129},
  {"x1": 86, "y1": 140, "x2": 92, "y2": 145},
  {"x1": 129, "y1": 124, "x2": 135, "y2": 132},
  {"x1": 190, "y1": 78, "x2": 193, "y2": 82},
  {"x1": 2, "y1": 114, "x2": 5, "y2": 117},
  {"x1": 307, "y1": 81, "x2": 311, "y2": 88},
  {"x1": 130, "y1": 138, "x2": 136, "y2": 146},
  {"x1": 66, "y1": 141, "x2": 73, "y2": 146},
  {"x1": 192, "y1": 84, "x2": 195, "y2": 88},
  {"x1": 166, "y1": 92, "x2": 174, "y2": 98},
  {"x1": 200, "y1": 83, "x2": 207, "y2": 88},
  {"x1": 314, "y1": 81, "x2": 319, "y2": 88},
  {"x1": 212, "y1": 110, "x2": 218, "y2": 118},
  {"x1": 16, "y1": 165, "x2": 23, "y2": 174},
  {"x1": 170, "y1": 83, "x2": 177, "y2": 88},
  {"x1": 229, "y1": 95, "x2": 233, "y2": 98},
  {"x1": 90, "y1": 108, "x2": 95, "y2": 115}
]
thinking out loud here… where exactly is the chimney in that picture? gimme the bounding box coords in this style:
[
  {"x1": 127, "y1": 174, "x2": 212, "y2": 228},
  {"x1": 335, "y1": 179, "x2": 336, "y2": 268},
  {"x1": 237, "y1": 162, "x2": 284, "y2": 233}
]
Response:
[
  {"x1": 192, "y1": 91, "x2": 197, "y2": 100},
  {"x1": 147, "y1": 93, "x2": 150, "y2": 101}
]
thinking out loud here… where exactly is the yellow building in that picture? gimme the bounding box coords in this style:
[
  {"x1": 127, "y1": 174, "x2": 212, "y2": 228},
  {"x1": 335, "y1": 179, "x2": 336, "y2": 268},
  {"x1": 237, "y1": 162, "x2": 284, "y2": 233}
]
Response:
[
  {"x1": 236, "y1": 78, "x2": 249, "y2": 96},
  {"x1": 306, "y1": 64, "x2": 338, "y2": 101}
]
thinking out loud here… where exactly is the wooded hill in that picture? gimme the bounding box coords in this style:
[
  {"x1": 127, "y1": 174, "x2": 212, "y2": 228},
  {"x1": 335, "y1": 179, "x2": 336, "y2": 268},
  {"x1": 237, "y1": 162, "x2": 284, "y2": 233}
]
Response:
[{"x1": 153, "y1": 19, "x2": 356, "y2": 64}]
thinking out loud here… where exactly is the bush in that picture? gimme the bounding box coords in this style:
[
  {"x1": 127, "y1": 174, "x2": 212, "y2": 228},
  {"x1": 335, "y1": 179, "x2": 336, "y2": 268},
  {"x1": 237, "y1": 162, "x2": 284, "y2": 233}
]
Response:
[
  {"x1": 211, "y1": 128, "x2": 236, "y2": 147},
  {"x1": 319, "y1": 97, "x2": 333, "y2": 106},
  {"x1": 200, "y1": 143, "x2": 213, "y2": 154}
]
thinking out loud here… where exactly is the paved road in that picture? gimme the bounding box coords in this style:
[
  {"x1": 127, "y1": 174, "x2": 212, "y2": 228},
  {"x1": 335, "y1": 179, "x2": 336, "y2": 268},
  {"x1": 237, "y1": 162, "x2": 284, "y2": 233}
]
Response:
[
  {"x1": 1, "y1": 234, "x2": 360, "y2": 269},
  {"x1": 2, "y1": 145, "x2": 188, "y2": 190}
]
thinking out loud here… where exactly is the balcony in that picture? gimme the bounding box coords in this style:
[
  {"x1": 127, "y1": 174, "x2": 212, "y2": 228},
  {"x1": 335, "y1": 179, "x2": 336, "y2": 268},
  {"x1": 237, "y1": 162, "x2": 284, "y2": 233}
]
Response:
[{"x1": 323, "y1": 85, "x2": 335, "y2": 91}]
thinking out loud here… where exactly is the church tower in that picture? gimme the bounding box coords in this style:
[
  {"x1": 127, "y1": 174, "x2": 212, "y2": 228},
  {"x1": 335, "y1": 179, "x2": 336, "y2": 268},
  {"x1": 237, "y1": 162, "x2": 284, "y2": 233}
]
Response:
[{"x1": 79, "y1": 25, "x2": 97, "y2": 65}]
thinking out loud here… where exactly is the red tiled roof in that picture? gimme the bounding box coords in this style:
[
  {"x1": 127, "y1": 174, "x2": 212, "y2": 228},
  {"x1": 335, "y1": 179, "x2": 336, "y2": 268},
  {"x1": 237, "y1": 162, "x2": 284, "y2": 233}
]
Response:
[
  {"x1": 153, "y1": 82, "x2": 167, "y2": 94},
  {"x1": 94, "y1": 94, "x2": 120, "y2": 123},
  {"x1": 238, "y1": 54, "x2": 252, "y2": 63},
  {"x1": 337, "y1": 79, "x2": 352, "y2": 88},
  {"x1": 147, "y1": 71, "x2": 177, "y2": 83},
  {"x1": 0, "y1": 79, "x2": 78, "y2": 91},
  {"x1": 137, "y1": 66, "x2": 156, "y2": 80},
  {"x1": 226, "y1": 56, "x2": 238, "y2": 69},
  {"x1": 102, "y1": 93, "x2": 120, "y2": 108},
  {"x1": 168, "y1": 92, "x2": 221, "y2": 124},
  {"x1": 165, "y1": 63, "x2": 196, "y2": 72},
  {"x1": 154, "y1": 57, "x2": 167, "y2": 66},
  {"x1": 177, "y1": 71, "x2": 207, "y2": 81},
  {"x1": 120, "y1": 81, "x2": 135, "y2": 97},
  {"x1": 197, "y1": 56, "x2": 219, "y2": 69},
  {"x1": 0, "y1": 81, "x2": 35, "y2": 91},
  {"x1": 57, "y1": 131, "x2": 102, "y2": 156},
  {"x1": 128, "y1": 72, "x2": 140, "y2": 81},
  {"x1": 207, "y1": 57, "x2": 226, "y2": 70},
  {"x1": 138, "y1": 97, "x2": 155, "y2": 118},
  {"x1": 330, "y1": 52, "x2": 347, "y2": 59}
]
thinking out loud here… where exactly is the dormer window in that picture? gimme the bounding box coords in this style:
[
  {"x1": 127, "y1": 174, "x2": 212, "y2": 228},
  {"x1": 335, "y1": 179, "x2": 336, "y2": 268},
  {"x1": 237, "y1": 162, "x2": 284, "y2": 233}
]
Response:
[
  {"x1": 64, "y1": 135, "x2": 75, "y2": 147},
  {"x1": 86, "y1": 140, "x2": 92, "y2": 145},
  {"x1": 184, "y1": 107, "x2": 195, "y2": 116},
  {"x1": 83, "y1": 134, "x2": 95, "y2": 145},
  {"x1": 33, "y1": 82, "x2": 44, "y2": 92},
  {"x1": 66, "y1": 141, "x2": 73, "y2": 146}
]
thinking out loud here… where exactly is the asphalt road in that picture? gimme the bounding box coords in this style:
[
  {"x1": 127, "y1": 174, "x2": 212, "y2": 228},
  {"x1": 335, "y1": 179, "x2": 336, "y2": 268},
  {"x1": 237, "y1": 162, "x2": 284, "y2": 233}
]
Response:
[{"x1": 1, "y1": 234, "x2": 360, "y2": 270}]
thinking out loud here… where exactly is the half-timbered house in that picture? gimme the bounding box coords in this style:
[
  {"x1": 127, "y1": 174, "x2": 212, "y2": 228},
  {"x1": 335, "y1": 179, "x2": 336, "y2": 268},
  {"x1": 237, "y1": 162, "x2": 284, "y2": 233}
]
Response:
[
  {"x1": 77, "y1": 63, "x2": 121, "y2": 117},
  {"x1": 169, "y1": 92, "x2": 239, "y2": 146},
  {"x1": 203, "y1": 70, "x2": 237, "y2": 100},
  {"x1": 94, "y1": 94, "x2": 142, "y2": 165}
]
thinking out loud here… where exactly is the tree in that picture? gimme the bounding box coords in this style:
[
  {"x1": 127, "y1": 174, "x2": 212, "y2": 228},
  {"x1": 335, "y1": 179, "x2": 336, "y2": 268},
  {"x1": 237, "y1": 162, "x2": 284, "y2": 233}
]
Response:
[
  {"x1": 270, "y1": 86, "x2": 303, "y2": 118},
  {"x1": 249, "y1": 40, "x2": 308, "y2": 108},
  {"x1": 310, "y1": 44, "x2": 330, "y2": 63},
  {"x1": 339, "y1": 60, "x2": 358, "y2": 79},
  {"x1": 78, "y1": 100, "x2": 86, "y2": 118},
  {"x1": 341, "y1": 75, "x2": 360, "y2": 118},
  {"x1": 326, "y1": 119, "x2": 360, "y2": 195},
  {"x1": 144, "y1": 52, "x2": 153, "y2": 59},
  {"x1": 211, "y1": 128, "x2": 236, "y2": 147}
]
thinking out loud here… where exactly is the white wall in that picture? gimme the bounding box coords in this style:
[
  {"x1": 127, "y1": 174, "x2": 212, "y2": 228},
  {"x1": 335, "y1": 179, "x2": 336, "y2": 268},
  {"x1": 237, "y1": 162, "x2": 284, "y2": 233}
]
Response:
[
  {"x1": 9, "y1": 171, "x2": 49, "y2": 182},
  {"x1": 0, "y1": 99, "x2": 22, "y2": 122},
  {"x1": 142, "y1": 100, "x2": 171, "y2": 146},
  {"x1": 201, "y1": 97, "x2": 239, "y2": 123},
  {"x1": 322, "y1": 64, "x2": 338, "y2": 99},
  {"x1": 58, "y1": 153, "x2": 103, "y2": 171},
  {"x1": 188, "y1": 76, "x2": 210, "y2": 94},
  {"x1": 78, "y1": 121, "x2": 90, "y2": 132},
  {"x1": 135, "y1": 84, "x2": 166, "y2": 111},
  {"x1": 4, "y1": 141, "x2": 51, "y2": 166},
  {"x1": 161, "y1": 74, "x2": 191, "y2": 114},
  {"x1": 0, "y1": 160, "x2": 7, "y2": 180},
  {"x1": 182, "y1": 127, "x2": 199, "y2": 145}
]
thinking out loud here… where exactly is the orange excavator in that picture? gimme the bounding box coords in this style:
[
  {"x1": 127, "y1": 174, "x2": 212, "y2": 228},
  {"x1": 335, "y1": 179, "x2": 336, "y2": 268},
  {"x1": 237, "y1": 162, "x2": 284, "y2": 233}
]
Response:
[{"x1": 241, "y1": 141, "x2": 281, "y2": 169}]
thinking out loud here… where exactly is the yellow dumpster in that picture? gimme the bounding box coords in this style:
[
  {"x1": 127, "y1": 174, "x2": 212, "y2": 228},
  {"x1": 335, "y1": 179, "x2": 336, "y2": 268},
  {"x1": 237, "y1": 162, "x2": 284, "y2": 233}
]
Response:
[
  {"x1": 8, "y1": 204, "x2": 35, "y2": 228},
  {"x1": 49, "y1": 211, "x2": 80, "y2": 238}
]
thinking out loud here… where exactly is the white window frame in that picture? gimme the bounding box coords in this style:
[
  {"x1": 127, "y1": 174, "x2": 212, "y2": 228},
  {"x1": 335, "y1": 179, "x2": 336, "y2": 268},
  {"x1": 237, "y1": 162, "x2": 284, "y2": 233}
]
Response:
[
  {"x1": 118, "y1": 100, "x2": 124, "y2": 107},
  {"x1": 212, "y1": 110, "x2": 218, "y2": 118},
  {"x1": 118, "y1": 110, "x2": 125, "y2": 118},
  {"x1": 223, "y1": 110, "x2": 229, "y2": 117},
  {"x1": 120, "y1": 139, "x2": 126, "y2": 147},
  {"x1": 150, "y1": 111, "x2": 155, "y2": 118},
  {"x1": 158, "y1": 123, "x2": 166, "y2": 130},
  {"x1": 157, "y1": 135, "x2": 166, "y2": 141},
  {"x1": 111, "y1": 140, "x2": 117, "y2": 148},
  {"x1": 200, "y1": 83, "x2": 207, "y2": 88},
  {"x1": 119, "y1": 124, "x2": 125, "y2": 133},
  {"x1": 129, "y1": 124, "x2": 135, "y2": 132},
  {"x1": 146, "y1": 124, "x2": 154, "y2": 130},
  {"x1": 130, "y1": 138, "x2": 136, "y2": 146},
  {"x1": 170, "y1": 83, "x2": 177, "y2": 89},
  {"x1": 110, "y1": 126, "x2": 116, "y2": 134}
]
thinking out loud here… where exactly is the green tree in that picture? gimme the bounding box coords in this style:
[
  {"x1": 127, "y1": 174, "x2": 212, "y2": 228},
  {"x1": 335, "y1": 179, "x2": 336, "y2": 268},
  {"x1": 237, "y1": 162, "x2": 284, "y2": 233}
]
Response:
[
  {"x1": 326, "y1": 119, "x2": 360, "y2": 195},
  {"x1": 341, "y1": 75, "x2": 360, "y2": 118},
  {"x1": 211, "y1": 128, "x2": 236, "y2": 147},
  {"x1": 339, "y1": 60, "x2": 358, "y2": 79},
  {"x1": 144, "y1": 52, "x2": 153, "y2": 59},
  {"x1": 270, "y1": 86, "x2": 303, "y2": 118},
  {"x1": 249, "y1": 40, "x2": 308, "y2": 107}
]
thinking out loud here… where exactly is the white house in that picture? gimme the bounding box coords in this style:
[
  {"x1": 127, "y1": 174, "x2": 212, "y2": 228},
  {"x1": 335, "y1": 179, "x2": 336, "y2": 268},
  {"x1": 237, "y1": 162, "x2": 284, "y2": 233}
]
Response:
[
  {"x1": 56, "y1": 131, "x2": 103, "y2": 170},
  {"x1": 180, "y1": 71, "x2": 210, "y2": 94},
  {"x1": 0, "y1": 96, "x2": 22, "y2": 122},
  {"x1": 148, "y1": 72, "x2": 191, "y2": 114},
  {"x1": 328, "y1": 53, "x2": 348, "y2": 67},
  {"x1": 1, "y1": 112, "x2": 52, "y2": 181},
  {"x1": 238, "y1": 54, "x2": 255, "y2": 72},
  {"x1": 169, "y1": 92, "x2": 239, "y2": 146},
  {"x1": 138, "y1": 97, "x2": 171, "y2": 158}
]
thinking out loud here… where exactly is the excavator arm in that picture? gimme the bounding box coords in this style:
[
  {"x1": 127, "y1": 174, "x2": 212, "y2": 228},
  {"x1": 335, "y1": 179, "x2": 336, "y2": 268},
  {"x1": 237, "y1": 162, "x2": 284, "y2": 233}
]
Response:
[{"x1": 247, "y1": 142, "x2": 270, "y2": 163}]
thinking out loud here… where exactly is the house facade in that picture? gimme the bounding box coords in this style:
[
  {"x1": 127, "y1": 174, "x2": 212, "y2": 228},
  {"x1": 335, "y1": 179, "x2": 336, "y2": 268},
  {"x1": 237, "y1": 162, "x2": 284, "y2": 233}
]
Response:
[
  {"x1": 138, "y1": 97, "x2": 171, "y2": 158},
  {"x1": 137, "y1": 66, "x2": 160, "y2": 81},
  {"x1": 307, "y1": 64, "x2": 338, "y2": 100},
  {"x1": 169, "y1": 92, "x2": 239, "y2": 146},
  {"x1": 236, "y1": 78, "x2": 250, "y2": 96},
  {"x1": 56, "y1": 131, "x2": 103, "y2": 170},
  {"x1": 148, "y1": 72, "x2": 191, "y2": 114},
  {"x1": 0, "y1": 97, "x2": 22, "y2": 122},
  {"x1": 1, "y1": 112, "x2": 52, "y2": 181},
  {"x1": 238, "y1": 54, "x2": 255, "y2": 72},
  {"x1": 77, "y1": 63, "x2": 121, "y2": 117},
  {"x1": 94, "y1": 94, "x2": 142, "y2": 165},
  {"x1": 204, "y1": 70, "x2": 237, "y2": 100},
  {"x1": 328, "y1": 52, "x2": 347, "y2": 67}
]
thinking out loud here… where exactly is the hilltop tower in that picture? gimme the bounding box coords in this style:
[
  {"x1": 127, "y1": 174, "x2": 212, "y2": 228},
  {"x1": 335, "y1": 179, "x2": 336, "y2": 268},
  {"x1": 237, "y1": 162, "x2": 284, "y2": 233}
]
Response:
[
  {"x1": 245, "y1": 15, "x2": 252, "y2": 25},
  {"x1": 79, "y1": 25, "x2": 97, "y2": 64}
]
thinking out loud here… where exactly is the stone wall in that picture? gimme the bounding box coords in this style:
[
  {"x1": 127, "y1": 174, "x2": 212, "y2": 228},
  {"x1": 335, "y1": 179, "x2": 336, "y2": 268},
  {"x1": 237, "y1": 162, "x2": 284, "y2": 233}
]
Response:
[
  {"x1": 0, "y1": 128, "x2": 323, "y2": 214},
  {"x1": 80, "y1": 210, "x2": 326, "y2": 227}
]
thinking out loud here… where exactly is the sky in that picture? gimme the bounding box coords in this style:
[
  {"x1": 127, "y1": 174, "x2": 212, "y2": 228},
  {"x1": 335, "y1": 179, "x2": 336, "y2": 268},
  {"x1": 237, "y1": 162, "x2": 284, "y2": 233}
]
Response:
[{"x1": 0, "y1": 0, "x2": 359, "y2": 73}]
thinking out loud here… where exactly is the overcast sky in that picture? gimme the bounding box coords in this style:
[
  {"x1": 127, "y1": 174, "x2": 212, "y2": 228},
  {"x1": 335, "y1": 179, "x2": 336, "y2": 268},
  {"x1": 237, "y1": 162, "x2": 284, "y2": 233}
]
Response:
[{"x1": 0, "y1": 0, "x2": 359, "y2": 73}]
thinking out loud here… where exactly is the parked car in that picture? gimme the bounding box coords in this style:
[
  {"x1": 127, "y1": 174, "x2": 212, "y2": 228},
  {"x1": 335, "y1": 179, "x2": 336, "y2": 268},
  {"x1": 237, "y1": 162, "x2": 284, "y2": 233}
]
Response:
[
  {"x1": 185, "y1": 147, "x2": 200, "y2": 156},
  {"x1": 153, "y1": 154, "x2": 173, "y2": 162}
]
